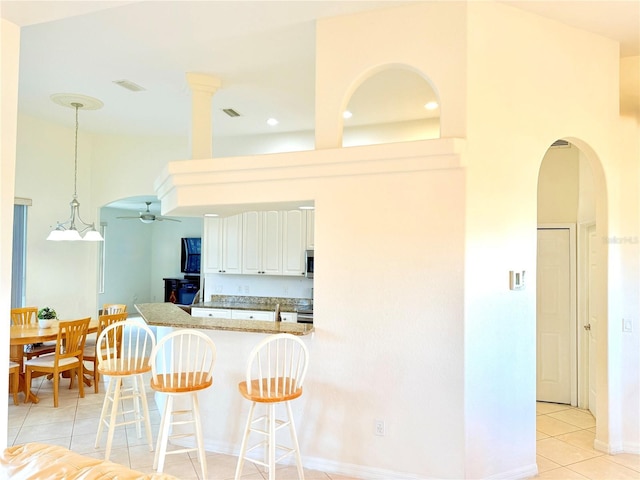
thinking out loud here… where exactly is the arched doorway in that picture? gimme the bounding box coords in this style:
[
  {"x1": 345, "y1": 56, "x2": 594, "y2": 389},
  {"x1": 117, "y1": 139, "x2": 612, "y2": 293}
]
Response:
[{"x1": 536, "y1": 138, "x2": 609, "y2": 455}]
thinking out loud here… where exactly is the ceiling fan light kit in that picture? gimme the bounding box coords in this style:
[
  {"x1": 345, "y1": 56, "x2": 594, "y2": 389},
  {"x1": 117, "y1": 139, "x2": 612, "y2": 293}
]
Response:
[
  {"x1": 117, "y1": 202, "x2": 182, "y2": 223},
  {"x1": 47, "y1": 94, "x2": 104, "y2": 242}
]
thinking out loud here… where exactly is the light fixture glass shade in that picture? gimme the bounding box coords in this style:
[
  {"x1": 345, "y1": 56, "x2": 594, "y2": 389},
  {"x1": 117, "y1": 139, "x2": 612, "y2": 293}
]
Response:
[
  {"x1": 46, "y1": 229, "x2": 67, "y2": 241},
  {"x1": 83, "y1": 230, "x2": 104, "y2": 241},
  {"x1": 60, "y1": 229, "x2": 82, "y2": 241}
]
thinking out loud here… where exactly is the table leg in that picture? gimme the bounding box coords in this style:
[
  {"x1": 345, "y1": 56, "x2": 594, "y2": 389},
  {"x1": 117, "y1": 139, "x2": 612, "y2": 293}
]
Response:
[{"x1": 10, "y1": 344, "x2": 40, "y2": 404}]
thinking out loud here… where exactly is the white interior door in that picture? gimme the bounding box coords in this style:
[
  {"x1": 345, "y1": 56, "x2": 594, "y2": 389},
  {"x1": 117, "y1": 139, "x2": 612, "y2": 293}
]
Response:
[
  {"x1": 537, "y1": 228, "x2": 572, "y2": 404},
  {"x1": 587, "y1": 224, "x2": 598, "y2": 415}
]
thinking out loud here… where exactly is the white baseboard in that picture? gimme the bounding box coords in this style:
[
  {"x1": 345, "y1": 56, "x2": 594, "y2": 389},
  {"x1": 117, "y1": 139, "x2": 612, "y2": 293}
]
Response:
[
  {"x1": 484, "y1": 463, "x2": 538, "y2": 480},
  {"x1": 622, "y1": 441, "x2": 640, "y2": 454},
  {"x1": 595, "y1": 438, "x2": 640, "y2": 455}
]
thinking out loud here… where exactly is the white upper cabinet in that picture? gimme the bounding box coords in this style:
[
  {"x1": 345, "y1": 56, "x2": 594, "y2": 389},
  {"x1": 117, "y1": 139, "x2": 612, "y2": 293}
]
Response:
[
  {"x1": 242, "y1": 211, "x2": 282, "y2": 275},
  {"x1": 305, "y1": 209, "x2": 315, "y2": 249},
  {"x1": 282, "y1": 209, "x2": 307, "y2": 276},
  {"x1": 203, "y1": 215, "x2": 243, "y2": 274},
  {"x1": 204, "y1": 208, "x2": 313, "y2": 277}
]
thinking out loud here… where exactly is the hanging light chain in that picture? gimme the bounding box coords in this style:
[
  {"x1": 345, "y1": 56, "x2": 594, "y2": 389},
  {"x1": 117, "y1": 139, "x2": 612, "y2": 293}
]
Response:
[{"x1": 71, "y1": 102, "x2": 82, "y2": 199}]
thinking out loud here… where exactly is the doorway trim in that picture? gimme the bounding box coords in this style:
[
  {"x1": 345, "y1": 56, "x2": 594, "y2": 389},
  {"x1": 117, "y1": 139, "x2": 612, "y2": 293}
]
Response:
[
  {"x1": 537, "y1": 223, "x2": 577, "y2": 405},
  {"x1": 577, "y1": 221, "x2": 596, "y2": 412}
]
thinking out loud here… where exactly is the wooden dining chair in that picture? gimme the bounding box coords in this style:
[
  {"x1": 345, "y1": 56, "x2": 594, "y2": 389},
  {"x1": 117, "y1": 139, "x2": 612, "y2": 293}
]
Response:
[
  {"x1": 10, "y1": 307, "x2": 56, "y2": 360},
  {"x1": 24, "y1": 317, "x2": 90, "y2": 407},
  {"x1": 8, "y1": 362, "x2": 20, "y2": 405},
  {"x1": 102, "y1": 304, "x2": 127, "y2": 314},
  {"x1": 82, "y1": 312, "x2": 128, "y2": 393},
  {"x1": 86, "y1": 305, "x2": 127, "y2": 348}
]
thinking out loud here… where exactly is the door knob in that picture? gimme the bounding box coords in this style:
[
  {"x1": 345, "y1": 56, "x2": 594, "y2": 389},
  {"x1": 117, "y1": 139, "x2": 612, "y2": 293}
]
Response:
[{"x1": 584, "y1": 324, "x2": 591, "y2": 331}]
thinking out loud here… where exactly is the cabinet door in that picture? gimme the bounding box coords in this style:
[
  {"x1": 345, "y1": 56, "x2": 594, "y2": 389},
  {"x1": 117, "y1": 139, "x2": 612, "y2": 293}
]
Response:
[
  {"x1": 231, "y1": 310, "x2": 274, "y2": 321},
  {"x1": 305, "y1": 209, "x2": 315, "y2": 249},
  {"x1": 242, "y1": 211, "x2": 261, "y2": 274},
  {"x1": 242, "y1": 211, "x2": 282, "y2": 275},
  {"x1": 223, "y1": 214, "x2": 243, "y2": 274},
  {"x1": 262, "y1": 210, "x2": 282, "y2": 275},
  {"x1": 282, "y1": 209, "x2": 307, "y2": 276},
  {"x1": 202, "y1": 217, "x2": 223, "y2": 273},
  {"x1": 191, "y1": 307, "x2": 232, "y2": 319}
]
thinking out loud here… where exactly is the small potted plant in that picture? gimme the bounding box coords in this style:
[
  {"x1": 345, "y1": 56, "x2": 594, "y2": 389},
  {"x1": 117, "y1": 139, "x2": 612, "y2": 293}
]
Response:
[{"x1": 37, "y1": 307, "x2": 57, "y2": 328}]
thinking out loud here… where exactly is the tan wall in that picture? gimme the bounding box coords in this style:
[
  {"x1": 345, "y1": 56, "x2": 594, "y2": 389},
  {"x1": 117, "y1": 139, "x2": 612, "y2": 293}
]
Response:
[{"x1": 0, "y1": 17, "x2": 21, "y2": 451}]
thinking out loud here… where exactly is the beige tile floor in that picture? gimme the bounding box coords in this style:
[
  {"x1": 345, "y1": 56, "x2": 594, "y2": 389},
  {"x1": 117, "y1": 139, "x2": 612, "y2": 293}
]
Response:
[
  {"x1": 6, "y1": 374, "x2": 357, "y2": 479},
  {"x1": 7, "y1": 380, "x2": 640, "y2": 479},
  {"x1": 534, "y1": 402, "x2": 640, "y2": 479}
]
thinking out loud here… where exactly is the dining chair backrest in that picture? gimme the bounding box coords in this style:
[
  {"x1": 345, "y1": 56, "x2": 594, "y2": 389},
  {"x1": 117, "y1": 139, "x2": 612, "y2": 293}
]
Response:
[
  {"x1": 150, "y1": 330, "x2": 216, "y2": 393},
  {"x1": 96, "y1": 320, "x2": 155, "y2": 376},
  {"x1": 244, "y1": 333, "x2": 309, "y2": 400},
  {"x1": 96, "y1": 312, "x2": 128, "y2": 343},
  {"x1": 11, "y1": 307, "x2": 38, "y2": 326},
  {"x1": 57, "y1": 318, "x2": 91, "y2": 361},
  {"x1": 102, "y1": 304, "x2": 127, "y2": 315}
]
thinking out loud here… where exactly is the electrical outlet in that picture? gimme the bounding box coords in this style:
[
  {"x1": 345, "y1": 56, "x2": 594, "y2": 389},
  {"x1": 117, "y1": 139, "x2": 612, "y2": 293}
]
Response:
[
  {"x1": 244, "y1": 285, "x2": 250, "y2": 294},
  {"x1": 623, "y1": 318, "x2": 633, "y2": 332},
  {"x1": 374, "y1": 419, "x2": 385, "y2": 436}
]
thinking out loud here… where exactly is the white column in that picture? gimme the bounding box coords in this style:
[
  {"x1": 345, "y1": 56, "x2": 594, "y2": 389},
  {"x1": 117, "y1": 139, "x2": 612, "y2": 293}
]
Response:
[{"x1": 186, "y1": 72, "x2": 221, "y2": 159}]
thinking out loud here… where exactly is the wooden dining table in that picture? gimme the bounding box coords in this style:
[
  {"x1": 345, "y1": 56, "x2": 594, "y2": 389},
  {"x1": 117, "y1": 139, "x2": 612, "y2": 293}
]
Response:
[{"x1": 9, "y1": 319, "x2": 98, "y2": 403}]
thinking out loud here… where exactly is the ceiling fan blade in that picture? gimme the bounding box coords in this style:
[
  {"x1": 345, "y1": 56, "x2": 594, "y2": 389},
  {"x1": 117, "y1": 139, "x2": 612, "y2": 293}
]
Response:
[
  {"x1": 156, "y1": 217, "x2": 182, "y2": 222},
  {"x1": 116, "y1": 216, "x2": 140, "y2": 220}
]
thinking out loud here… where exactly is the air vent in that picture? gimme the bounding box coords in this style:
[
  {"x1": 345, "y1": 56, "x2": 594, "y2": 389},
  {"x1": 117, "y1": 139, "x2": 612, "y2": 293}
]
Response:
[
  {"x1": 222, "y1": 108, "x2": 241, "y2": 117},
  {"x1": 113, "y1": 79, "x2": 146, "y2": 92},
  {"x1": 550, "y1": 139, "x2": 570, "y2": 148}
]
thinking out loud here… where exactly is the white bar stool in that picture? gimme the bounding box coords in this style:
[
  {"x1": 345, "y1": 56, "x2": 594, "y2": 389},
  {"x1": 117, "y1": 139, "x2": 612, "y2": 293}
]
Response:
[
  {"x1": 234, "y1": 333, "x2": 310, "y2": 480},
  {"x1": 150, "y1": 329, "x2": 217, "y2": 478},
  {"x1": 94, "y1": 319, "x2": 156, "y2": 461}
]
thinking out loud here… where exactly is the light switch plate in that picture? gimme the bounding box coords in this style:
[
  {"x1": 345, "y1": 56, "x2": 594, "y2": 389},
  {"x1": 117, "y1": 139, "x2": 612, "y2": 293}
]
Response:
[{"x1": 509, "y1": 270, "x2": 525, "y2": 290}]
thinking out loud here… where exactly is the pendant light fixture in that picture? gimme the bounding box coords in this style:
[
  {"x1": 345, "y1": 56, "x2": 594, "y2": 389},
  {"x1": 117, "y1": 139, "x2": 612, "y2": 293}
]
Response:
[{"x1": 47, "y1": 94, "x2": 104, "y2": 241}]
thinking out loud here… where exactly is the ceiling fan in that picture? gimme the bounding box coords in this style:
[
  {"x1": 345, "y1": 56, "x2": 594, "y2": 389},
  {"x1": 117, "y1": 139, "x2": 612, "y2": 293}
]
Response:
[{"x1": 116, "y1": 202, "x2": 181, "y2": 223}]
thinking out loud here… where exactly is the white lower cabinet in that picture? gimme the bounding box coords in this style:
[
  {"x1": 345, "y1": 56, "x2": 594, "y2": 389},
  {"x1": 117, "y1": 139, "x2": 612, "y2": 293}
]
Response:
[
  {"x1": 231, "y1": 310, "x2": 274, "y2": 321},
  {"x1": 191, "y1": 308, "x2": 296, "y2": 322},
  {"x1": 191, "y1": 307, "x2": 232, "y2": 319},
  {"x1": 279, "y1": 312, "x2": 297, "y2": 323}
]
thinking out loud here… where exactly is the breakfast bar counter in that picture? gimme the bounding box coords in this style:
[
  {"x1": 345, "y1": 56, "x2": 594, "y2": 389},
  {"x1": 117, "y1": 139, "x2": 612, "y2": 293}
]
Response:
[{"x1": 135, "y1": 302, "x2": 314, "y2": 336}]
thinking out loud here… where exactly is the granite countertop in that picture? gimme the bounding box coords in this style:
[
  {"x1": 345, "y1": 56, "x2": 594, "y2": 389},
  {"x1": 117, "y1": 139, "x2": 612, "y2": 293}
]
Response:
[
  {"x1": 191, "y1": 295, "x2": 313, "y2": 313},
  {"x1": 135, "y1": 302, "x2": 314, "y2": 336}
]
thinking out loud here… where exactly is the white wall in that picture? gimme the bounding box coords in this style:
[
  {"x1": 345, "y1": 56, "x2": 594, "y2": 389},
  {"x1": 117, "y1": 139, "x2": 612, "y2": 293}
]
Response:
[
  {"x1": 15, "y1": 115, "x2": 101, "y2": 319},
  {"x1": 465, "y1": 2, "x2": 634, "y2": 476},
  {"x1": 158, "y1": 139, "x2": 467, "y2": 479},
  {"x1": 203, "y1": 272, "x2": 313, "y2": 300},
  {"x1": 538, "y1": 145, "x2": 579, "y2": 223}
]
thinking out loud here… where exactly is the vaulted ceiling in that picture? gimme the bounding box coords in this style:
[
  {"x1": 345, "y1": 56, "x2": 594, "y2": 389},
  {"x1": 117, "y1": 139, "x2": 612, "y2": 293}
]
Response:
[{"x1": 2, "y1": 1, "x2": 638, "y2": 141}]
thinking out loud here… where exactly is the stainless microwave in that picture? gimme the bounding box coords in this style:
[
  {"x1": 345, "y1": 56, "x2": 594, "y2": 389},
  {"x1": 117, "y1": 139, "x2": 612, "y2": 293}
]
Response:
[{"x1": 305, "y1": 250, "x2": 314, "y2": 279}]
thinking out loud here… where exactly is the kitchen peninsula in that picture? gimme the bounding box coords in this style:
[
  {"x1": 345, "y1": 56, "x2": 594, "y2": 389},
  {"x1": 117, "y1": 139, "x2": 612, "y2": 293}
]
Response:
[{"x1": 135, "y1": 302, "x2": 314, "y2": 336}]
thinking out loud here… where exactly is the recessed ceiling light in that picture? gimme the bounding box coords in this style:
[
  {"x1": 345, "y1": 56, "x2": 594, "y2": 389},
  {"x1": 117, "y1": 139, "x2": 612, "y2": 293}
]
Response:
[
  {"x1": 267, "y1": 118, "x2": 279, "y2": 126},
  {"x1": 424, "y1": 101, "x2": 439, "y2": 110},
  {"x1": 343, "y1": 110, "x2": 353, "y2": 119},
  {"x1": 204, "y1": 213, "x2": 219, "y2": 217}
]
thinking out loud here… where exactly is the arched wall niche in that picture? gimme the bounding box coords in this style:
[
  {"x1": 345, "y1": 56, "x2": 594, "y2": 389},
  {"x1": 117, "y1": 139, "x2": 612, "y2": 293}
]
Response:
[{"x1": 340, "y1": 64, "x2": 441, "y2": 148}]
